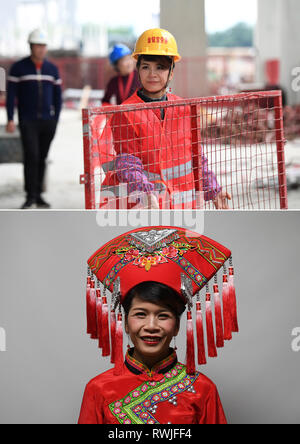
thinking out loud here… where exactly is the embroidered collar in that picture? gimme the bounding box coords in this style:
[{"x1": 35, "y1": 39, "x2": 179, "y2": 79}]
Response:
[{"x1": 125, "y1": 348, "x2": 177, "y2": 377}]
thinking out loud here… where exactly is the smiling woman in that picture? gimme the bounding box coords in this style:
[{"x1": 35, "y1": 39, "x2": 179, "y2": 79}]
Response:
[
  {"x1": 78, "y1": 226, "x2": 239, "y2": 425},
  {"x1": 99, "y1": 28, "x2": 231, "y2": 210},
  {"x1": 123, "y1": 282, "x2": 185, "y2": 369}
]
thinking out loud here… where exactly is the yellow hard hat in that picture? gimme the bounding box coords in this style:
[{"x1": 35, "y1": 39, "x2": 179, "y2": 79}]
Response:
[{"x1": 132, "y1": 28, "x2": 181, "y2": 62}]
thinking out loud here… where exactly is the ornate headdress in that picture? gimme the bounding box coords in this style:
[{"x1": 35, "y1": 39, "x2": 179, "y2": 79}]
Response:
[{"x1": 85, "y1": 226, "x2": 238, "y2": 375}]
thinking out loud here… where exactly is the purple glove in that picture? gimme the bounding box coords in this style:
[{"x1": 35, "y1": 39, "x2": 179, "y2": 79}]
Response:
[
  {"x1": 201, "y1": 154, "x2": 222, "y2": 201},
  {"x1": 115, "y1": 154, "x2": 155, "y2": 194}
]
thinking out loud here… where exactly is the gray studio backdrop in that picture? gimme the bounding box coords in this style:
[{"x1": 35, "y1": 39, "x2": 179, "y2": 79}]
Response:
[{"x1": 0, "y1": 211, "x2": 299, "y2": 424}]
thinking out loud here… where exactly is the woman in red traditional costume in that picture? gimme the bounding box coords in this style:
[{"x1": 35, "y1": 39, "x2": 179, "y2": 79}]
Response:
[
  {"x1": 99, "y1": 29, "x2": 231, "y2": 210},
  {"x1": 78, "y1": 226, "x2": 239, "y2": 424}
]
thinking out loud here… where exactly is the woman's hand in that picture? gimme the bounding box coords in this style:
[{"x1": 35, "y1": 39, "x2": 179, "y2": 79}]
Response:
[
  {"x1": 146, "y1": 193, "x2": 160, "y2": 209},
  {"x1": 135, "y1": 193, "x2": 160, "y2": 209},
  {"x1": 213, "y1": 191, "x2": 232, "y2": 209}
]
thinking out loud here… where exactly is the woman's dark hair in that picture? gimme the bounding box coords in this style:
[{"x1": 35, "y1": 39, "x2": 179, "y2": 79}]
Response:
[
  {"x1": 137, "y1": 54, "x2": 175, "y2": 71},
  {"x1": 123, "y1": 281, "x2": 185, "y2": 322}
]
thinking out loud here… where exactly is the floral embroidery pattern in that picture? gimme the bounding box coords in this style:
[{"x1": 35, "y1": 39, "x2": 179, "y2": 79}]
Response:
[
  {"x1": 114, "y1": 242, "x2": 193, "y2": 272},
  {"x1": 89, "y1": 228, "x2": 229, "y2": 280},
  {"x1": 103, "y1": 257, "x2": 131, "y2": 289},
  {"x1": 94, "y1": 230, "x2": 227, "y2": 292},
  {"x1": 103, "y1": 241, "x2": 207, "y2": 289},
  {"x1": 109, "y1": 364, "x2": 199, "y2": 425},
  {"x1": 172, "y1": 255, "x2": 207, "y2": 286}
]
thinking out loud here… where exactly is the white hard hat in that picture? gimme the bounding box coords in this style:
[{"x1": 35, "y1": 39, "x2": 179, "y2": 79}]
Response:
[{"x1": 28, "y1": 29, "x2": 48, "y2": 45}]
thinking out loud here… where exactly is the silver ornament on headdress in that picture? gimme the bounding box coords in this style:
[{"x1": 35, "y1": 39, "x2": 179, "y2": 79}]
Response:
[
  {"x1": 181, "y1": 273, "x2": 193, "y2": 311},
  {"x1": 128, "y1": 229, "x2": 179, "y2": 253},
  {"x1": 111, "y1": 276, "x2": 121, "y2": 311},
  {"x1": 168, "y1": 395, "x2": 178, "y2": 406}
]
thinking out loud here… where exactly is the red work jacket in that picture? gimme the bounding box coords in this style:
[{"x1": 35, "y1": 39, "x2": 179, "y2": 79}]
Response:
[{"x1": 99, "y1": 91, "x2": 202, "y2": 209}]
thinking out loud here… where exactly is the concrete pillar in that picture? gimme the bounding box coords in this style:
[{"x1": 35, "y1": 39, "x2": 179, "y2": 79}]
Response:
[
  {"x1": 0, "y1": 0, "x2": 18, "y2": 56},
  {"x1": 256, "y1": 0, "x2": 300, "y2": 105},
  {"x1": 160, "y1": 0, "x2": 208, "y2": 98}
]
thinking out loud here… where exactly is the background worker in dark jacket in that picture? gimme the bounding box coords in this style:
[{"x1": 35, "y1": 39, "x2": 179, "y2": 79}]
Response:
[{"x1": 6, "y1": 28, "x2": 62, "y2": 209}]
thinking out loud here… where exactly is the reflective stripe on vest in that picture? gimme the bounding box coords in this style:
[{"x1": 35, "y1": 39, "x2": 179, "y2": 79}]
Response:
[
  {"x1": 161, "y1": 160, "x2": 193, "y2": 181},
  {"x1": 101, "y1": 160, "x2": 116, "y2": 173},
  {"x1": 101, "y1": 179, "x2": 166, "y2": 196},
  {"x1": 101, "y1": 160, "x2": 166, "y2": 190},
  {"x1": 172, "y1": 189, "x2": 196, "y2": 206}
]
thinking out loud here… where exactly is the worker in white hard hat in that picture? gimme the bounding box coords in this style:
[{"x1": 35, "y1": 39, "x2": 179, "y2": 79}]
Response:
[{"x1": 6, "y1": 28, "x2": 62, "y2": 209}]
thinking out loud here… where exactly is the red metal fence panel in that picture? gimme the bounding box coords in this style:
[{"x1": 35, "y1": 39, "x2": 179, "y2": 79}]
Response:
[{"x1": 82, "y1": 91, "x2": 287, "y2": 210}]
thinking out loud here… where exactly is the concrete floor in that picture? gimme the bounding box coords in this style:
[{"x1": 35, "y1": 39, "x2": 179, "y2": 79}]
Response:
[
  {"x1": 0, "y1": 108, "x2": 84, "y2": 209},
  {"x1": 0, "y1": 107, "x2": 300, "y2": 210}
]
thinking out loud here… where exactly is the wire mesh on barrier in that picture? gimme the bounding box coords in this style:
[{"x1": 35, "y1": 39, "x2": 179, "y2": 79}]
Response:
[{"x1": 81, "y1": 91, "x2": 288, "y2": 210}]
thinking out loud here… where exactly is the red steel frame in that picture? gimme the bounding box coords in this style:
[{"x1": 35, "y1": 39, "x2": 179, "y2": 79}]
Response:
[
  {"x1": 273, "y1": 94, "x2": 288, "y2": 209},
  {"x1": 81, "y1": 111, "x2": 95, "y2": 209},
  {"x1": 81, "y1": 90, "x2": 288, "y2": 210}
]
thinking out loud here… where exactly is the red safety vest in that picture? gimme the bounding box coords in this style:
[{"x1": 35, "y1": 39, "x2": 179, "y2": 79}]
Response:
[{"x1": 99, "y1": 91, "x2": 200, "y2": 209}]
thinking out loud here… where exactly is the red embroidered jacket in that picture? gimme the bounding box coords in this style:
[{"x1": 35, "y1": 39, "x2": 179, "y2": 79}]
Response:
[{"x1": 78, "y1": 349, "x2": 227, "y2": 425}]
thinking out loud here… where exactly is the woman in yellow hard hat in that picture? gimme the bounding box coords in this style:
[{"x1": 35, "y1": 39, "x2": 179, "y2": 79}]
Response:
[
  {"x1": 100, "y1": 29, "x2": 231, "y2": 210},
  {"x1": 132, "y1": 28, "x2": 180, "y2": 101}
]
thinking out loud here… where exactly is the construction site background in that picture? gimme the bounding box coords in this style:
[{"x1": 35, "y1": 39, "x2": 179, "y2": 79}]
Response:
[
  {"x1": 1, "y1": 0, "x2": 300, "y2": 209},
  {"x1": 0, "y1": 48, "x2": 257, "y2": 104},
  {"x1": 1, "y1": 49, "x2": 300, "y2": 209},
  {"x1": 2, "y1": 49, "x2": 300, "y2": 138}
]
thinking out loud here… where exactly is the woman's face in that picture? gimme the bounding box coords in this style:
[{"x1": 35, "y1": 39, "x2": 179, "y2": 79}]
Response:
[
  {"x1": 125, "y1": 295, "x2": 179, "y2": 364},
  {"x1": 138, "y1": 58, "x2": 174, "y2": 97},
  {"x1": 117, "y1": 55, "x2": 135, "y2": 76}
]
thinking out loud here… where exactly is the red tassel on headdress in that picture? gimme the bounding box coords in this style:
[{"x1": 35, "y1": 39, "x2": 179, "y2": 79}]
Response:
[
  {"x1": 186, "y1": 311, "x2": 196, "y2": 375},
  {"x1": 110, "y1": 310, "x2": 116, "y2": 364},
  {"x1": 86, "y1": 275, "x2": 91, "y2": 334},
  {"x1": 96, "y1": 288, "x2": 103, "y2": 349},
  {"x1": 101, "y1": 296, "x2": 110, "y2": 357},
  {"x1": 88, "y1": 280, "x2": 98, "y2": 339},
  {"x1": 213, "y1": 284, "x2": 224, "y2": 348},
  {"x1": 205, "y1": 292, "x2": 217, "y2": 358},
  {"x1": 222, "y1": 274, "x2": 233, "y2": 340},
  {"x1": 228, "y1": 267, "x2": 239, "y2": 333},
  {"x1": 196, "y1": 302, "x2": 207, "y2": 365},
  {"x1": 114, "y1": 313, "x2": 124, "y2": 376}
]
